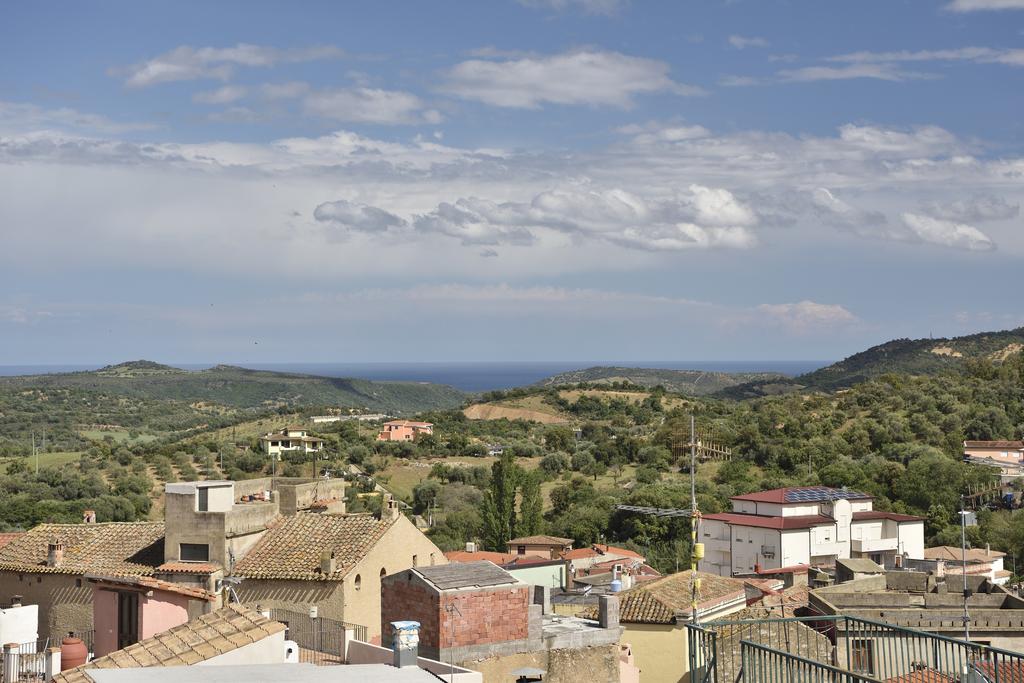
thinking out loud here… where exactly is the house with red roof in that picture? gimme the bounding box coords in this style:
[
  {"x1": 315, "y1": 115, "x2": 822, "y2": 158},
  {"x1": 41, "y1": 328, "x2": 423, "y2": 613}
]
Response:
[
  {"x1": 562, "y1": 543, "x2": 646, "y2": 575},
  {"x1": 699, "y1": 486, "x2": 924, "y2": 577}
]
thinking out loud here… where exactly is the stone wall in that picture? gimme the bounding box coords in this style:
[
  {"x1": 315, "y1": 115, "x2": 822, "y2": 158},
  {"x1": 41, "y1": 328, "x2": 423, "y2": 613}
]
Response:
[
  {"x1": 467, "y1": 644, "x2": 621, "y2": 683},
  {"x1": 0, "y1": 572, "x2": 92, "y2": 640}
]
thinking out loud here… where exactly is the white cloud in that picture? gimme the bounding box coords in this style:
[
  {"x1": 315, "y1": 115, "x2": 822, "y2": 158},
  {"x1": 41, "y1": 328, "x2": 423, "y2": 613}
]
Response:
[
  {"x1": 945, "y1": 0, "x2": 1024, "y2": 11},
  {"x1": 409, "y1": 185, "x2": 758, "y2": 251},
  {"x1": 756, "y1": 301, "x2": 858, "y2": 331},
  {"x1": 439, "y1": 50, "x2": 703, "y2": 108},
  {"x1": 811, "y1": 188, "x2": 889, "y2": 238},
  {"x1": 313, "y1": 200, "x2": 407, "y2": 237},
  {"x1": 517, "y1": 0, "x2": 626, "y2": 15},
  {"x1": 728, "y1": 35, "x2": 769, "y2": 49},
  {"x1": 778, "y1": 63, "x2": 937, "y2": 82},
  {"x1": 618, "y1": 120, "x2": 710, "y2": 145},
  {"x1": 115, "y1": 44, "x2": 343, "y2": 88},
  {"x1": 900, "y1": 213, "x2": 995, "y2": 251},
  {"x1": 829, "y1": 46, "x2": 1024, "y2": 68},
  {"x1": 0, "y1": 100, "x2": 156, "y2": 135},
  {"x1": 922, "y1": 195, "x2": 1019, "y2": 222},
  {"x1": 193, "y1": 85, "x2": 248, "y2": 104},
  {"x1": 303, "y1": 88, "x2": 438, "y2": 125}
]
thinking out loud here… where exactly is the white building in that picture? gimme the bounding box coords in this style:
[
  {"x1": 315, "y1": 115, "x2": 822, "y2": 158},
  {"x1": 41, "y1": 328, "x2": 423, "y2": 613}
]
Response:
[
  {"x1": 699, "y1": 486, "x2": 925, "y2": 577},
  {"x1": 923, "y1": 545, "x2": 1011, "y2": 586},
  {"x1": 258, "y1": 426, "x2": 325, "y2": 456}
]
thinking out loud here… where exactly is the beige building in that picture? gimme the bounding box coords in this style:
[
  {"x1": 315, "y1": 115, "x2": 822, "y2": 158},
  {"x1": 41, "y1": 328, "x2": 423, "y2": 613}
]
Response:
[
  {"x1": 233, "y1": 500, "x2": 446, "y2": 643},
  {"x1": 923, "y1": 545, "x2": 1011, "y2": 585},
  {"x1": 259, "y1": 426, "x2": 325, "y2": 456},
  {"x1": 963, "y1": 440, "x2": 1024, "y2": 479},
  {"x1": 586, "y1": 570, "x2": 749, "y2": 683},
  {"x1": 507, "y1": 534, "x2": 574, "y2": 560}
]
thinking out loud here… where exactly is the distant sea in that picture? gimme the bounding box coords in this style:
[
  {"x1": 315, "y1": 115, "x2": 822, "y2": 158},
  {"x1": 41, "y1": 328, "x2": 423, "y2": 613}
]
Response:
[{"x1": 0, "y1": 360, "x2": 830, "y2": 393}]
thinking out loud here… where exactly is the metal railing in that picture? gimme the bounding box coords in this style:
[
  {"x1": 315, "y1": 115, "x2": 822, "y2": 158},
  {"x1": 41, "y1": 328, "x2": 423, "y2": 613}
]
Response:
[
  {"x1": 268, "y1": 608, "x2": 368, "y2": 666},
  {"x1": 687, "y1": 614, "x2": 1024, "y2": 683},
  {"x1": 0, "y1": 637, "x2": 50, "y2": 682}
]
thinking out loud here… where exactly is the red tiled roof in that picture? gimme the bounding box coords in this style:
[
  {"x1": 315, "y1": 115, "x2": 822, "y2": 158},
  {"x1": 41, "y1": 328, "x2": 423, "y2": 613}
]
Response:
[
  {"x1": 445, "y1": 550, "x2": 518, "y2": 564},
  {"x1": 562, "y1": 544, "x2": 644, "y2": 561},
  {"x1": 703, "y1": 513, "x2": 834, "y2": 530},
  {"x1": 85, "y1": 573, "x2": 216, "y2": 601},
  {"x1": 0, "y1": 522, "x2": 164, "y2": 576},
  {"x1": 233, "y1": 513, "x2": 395, "y2": 581},
  {"x1": 964, "y1": 440, "x2": 1024, "y2": 449},
  {"x1": 852, "y1": 511, "x2": 924, "y2": 523},
  {"x1": 587, "y1": 570, "x2": 746, "y2": 624},
  {"x1": 0, "y1": 532, "x2": 23, "y2": 551}
]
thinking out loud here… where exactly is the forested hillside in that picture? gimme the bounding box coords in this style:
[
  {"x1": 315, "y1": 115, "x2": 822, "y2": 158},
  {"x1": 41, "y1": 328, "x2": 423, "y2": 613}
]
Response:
[{"x1": 536, "y1": 366, "x2": 786, "y2": 396}]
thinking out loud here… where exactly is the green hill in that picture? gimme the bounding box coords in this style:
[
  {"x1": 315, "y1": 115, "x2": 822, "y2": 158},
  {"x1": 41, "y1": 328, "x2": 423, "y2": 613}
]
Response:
[
  {"x1": 535, "y1": 366, "x2": 787, "y2": 396},
  {"x1": 717, "y1": 327, "x2": 1024, "y2": 398},
  {"x1": 0, "y1": 361, "x2": 466, "y2": 413}
]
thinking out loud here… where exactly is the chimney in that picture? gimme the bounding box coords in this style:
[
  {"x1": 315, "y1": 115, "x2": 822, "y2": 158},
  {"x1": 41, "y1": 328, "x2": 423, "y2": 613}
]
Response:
[
  {"x1": 320, "y1": 550, "x2": 336, "y2": 575},
  {"x1": 598, "y1": 595, "x2": 620, "y2": 630},
  {"x1": 82, "y1": 510, "x2": 96, "y2": 524},
  {"x1": 390, "y1": 621, "x2": 420, "y2": 668},
  {"x1": 465, "y1": 541, "x2": 476, "y2": 553},
  {"x1": 383, "y1": 494, "x2": 400, "y2": 522},
  {"x1": 46, "y1": 540, "x2": 65, "y2": 568},
  {"x1": 10, "y1": 595, "x2": 22, "y2": 608},
  {"x1": 986, "y1": 543, "x2": 991, "y2": 557}
]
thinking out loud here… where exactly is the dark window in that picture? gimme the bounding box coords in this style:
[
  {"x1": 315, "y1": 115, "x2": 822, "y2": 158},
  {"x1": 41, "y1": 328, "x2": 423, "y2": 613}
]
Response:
[
  {"x1": 198, "y1": 487, "x2": 209, "y2": 512},
  {"x1": 851, "y1": 639, "x2": 874, "y2": 674},
  {"x1": 517, "y1": 546, "x2": 526, "y2": 555},
  {"x1": 180, "y1": 543, "x2": 210, "y2": 562},
  {"x1": 117, "y1": 592, "x2": 139, "y2": 650}
]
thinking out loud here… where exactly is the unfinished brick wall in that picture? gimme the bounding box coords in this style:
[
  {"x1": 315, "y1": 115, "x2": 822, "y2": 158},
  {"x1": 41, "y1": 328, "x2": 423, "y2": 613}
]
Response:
[
  {"x1": 380, "y1": 574, "x2": 440, "y2": 647},
  {"x1": 438, "y1": 586, "x2": 530, "y2": 648}
]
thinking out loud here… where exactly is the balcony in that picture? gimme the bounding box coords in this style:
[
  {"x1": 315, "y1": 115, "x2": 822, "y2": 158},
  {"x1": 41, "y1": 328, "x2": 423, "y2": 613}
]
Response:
[{"x1": 852, "y1": 537, "x2": 899, "y2": 553}]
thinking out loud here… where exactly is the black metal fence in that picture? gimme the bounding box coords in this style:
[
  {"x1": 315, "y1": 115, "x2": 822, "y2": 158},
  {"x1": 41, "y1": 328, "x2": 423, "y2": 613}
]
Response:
[{"x1": 268, "y1": 608, "x2": 368, "y2": 666}]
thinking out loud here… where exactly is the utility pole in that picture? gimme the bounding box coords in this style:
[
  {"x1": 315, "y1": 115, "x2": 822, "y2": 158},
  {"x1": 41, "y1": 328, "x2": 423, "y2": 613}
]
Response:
[
  {"x1": 960, "y1": 495, "x2": 971, "y2": 641},
  {"x1": 689, "y1": 414, "x2": 702, "y2": 624}
]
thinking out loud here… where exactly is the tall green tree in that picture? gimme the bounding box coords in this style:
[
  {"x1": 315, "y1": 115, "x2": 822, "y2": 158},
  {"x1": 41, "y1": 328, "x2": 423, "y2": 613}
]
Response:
[
  {"x1": 518, "y1": 472, "x2": 544, "y2": 537},
  {"x1": 481, "y1": 451, "x2": 520, "y2": 551}
]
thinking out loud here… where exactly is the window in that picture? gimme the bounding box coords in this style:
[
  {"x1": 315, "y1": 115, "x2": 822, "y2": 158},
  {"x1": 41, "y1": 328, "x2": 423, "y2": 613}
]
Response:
[
  {"x1": 354, "y1": 574, "x2": 362, "y2": 590},
  {"x1": 380, "y1": 568, "x2": 387, "y2": 579},
  {"x1": 517, "y1": 546, "x2": 526, "y2": 555},
  {"x1": 430, "y1": 553, "x2": 436, "y2": 566},
  {"x1": 198, "y1": 487, "x2": 209, "y2": 512},
  {"x1": 851, "y1": 640, "x2": 874, "y2": 674},
  {"x1": 412, "y1": 555, "x2": 418, "y2": 567},
  {"x1": 180, "y1": 543, "x2": 210, "y2": 562}
]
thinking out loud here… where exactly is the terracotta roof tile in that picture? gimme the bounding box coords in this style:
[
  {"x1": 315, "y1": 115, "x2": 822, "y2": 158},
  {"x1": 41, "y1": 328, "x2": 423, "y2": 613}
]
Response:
[
  {"x1": 582, "y1": 570, "x2": 747, "y2": 624},
  {"x1": 156, "y1": 562, "x2": 221, "y2": 574},
  {"x1": 0, "y1": 522, "x2": 164, "y2": 576},
  {"x1": 703, "y1": 512, "x2": 835, "y2": 530},
  {"x1": 507, "y1": 535, "x2": 573, "y2": 545},
  {"x1": 85, "y1": 572, "x2": 216, "y2": 601},
  {"x1": 0, "y1": 532, "x2": 23, "y2": 551},
  {"x1": 233, "y1": 512, "x2": 394, "y2": 581},
  {"x1": 924, "y1": 545, "x2": 1006, "y2": 562},
  {"x1": 52, "y1": 604, "x2": 285, "y2": 683}
]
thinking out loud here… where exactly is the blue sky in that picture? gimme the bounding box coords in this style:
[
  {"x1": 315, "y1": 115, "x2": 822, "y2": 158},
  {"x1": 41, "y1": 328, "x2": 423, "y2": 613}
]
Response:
[{"x1": 1, "y1": 0, "x2": 1023, "y2": 364}]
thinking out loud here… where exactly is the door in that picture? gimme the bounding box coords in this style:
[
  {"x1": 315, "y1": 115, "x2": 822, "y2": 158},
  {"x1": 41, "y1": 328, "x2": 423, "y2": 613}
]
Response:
[{"x1": 117, "y1": 592, "x2": 139, "y2": 649}]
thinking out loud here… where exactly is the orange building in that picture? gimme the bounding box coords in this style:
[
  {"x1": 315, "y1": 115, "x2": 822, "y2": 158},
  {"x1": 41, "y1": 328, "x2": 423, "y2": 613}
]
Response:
[{"x1": 376, "y1": 420, "x2": 433, "y2": 442}]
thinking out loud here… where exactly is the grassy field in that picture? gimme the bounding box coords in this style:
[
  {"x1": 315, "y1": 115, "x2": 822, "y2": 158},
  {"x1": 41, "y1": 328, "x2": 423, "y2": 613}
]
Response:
[
  {"x1": 80, "y1": 429, "x2": 159, "y2": 444},
  {"x1": 0, "y1": 450, "x2": 83, "y2": 474}
]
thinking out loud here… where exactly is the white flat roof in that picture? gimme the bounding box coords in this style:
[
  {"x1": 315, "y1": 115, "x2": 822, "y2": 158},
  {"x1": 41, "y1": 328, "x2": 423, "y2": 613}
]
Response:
[
  {"x1": 86, "y1": 663, "x2": 441, "y2": 683},
  {"x1": 164, "y1": 481, "x2": 234, "y2": 494}
]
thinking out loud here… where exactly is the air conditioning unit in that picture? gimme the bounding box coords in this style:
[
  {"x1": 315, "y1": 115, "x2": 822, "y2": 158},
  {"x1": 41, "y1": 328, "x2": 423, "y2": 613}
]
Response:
[{"x1": 760, "y1": 545, "x2": 776, "y2": 559}]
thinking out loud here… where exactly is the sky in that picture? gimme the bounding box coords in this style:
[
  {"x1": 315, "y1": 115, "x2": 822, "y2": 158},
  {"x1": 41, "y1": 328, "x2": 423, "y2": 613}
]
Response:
[{"x1": 1, "y1": 0, "x2": 1023, "y2": 364}]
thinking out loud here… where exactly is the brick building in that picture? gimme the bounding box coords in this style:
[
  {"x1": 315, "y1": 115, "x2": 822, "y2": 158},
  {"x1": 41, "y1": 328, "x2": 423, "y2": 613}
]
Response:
[{"x1": 382, "y1": 561, "x2": 627, "y2": 683}]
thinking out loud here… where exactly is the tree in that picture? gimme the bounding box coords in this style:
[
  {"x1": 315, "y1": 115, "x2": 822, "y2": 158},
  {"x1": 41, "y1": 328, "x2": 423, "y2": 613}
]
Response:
[
  {"x1": 518, "y1": 472, "x2": 544, "y2": 537},
  {"x1": 480, "y1": 451, "x2": 521, "y2": 551}
]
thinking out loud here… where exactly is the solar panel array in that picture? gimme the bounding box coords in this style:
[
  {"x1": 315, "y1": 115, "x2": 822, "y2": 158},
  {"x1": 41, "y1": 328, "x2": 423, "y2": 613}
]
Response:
[{"x1": 784, "y1": 486, "x2": 870, "y2": 503}]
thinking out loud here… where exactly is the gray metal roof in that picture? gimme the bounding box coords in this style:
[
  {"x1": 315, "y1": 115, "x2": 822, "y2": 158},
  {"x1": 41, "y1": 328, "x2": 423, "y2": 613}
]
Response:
[{"x1": 416, "y1": 560, "x2": 519, "y2": 590}]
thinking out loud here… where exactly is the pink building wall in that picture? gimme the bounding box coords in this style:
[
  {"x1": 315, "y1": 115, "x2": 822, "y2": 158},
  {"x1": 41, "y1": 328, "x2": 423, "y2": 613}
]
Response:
[
  {"x1": 92, "y1": 587, "x2": 192, "y2": 657},
  {"x1": 139, "y1": 591, "x2": 190, "y2": 641}
]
